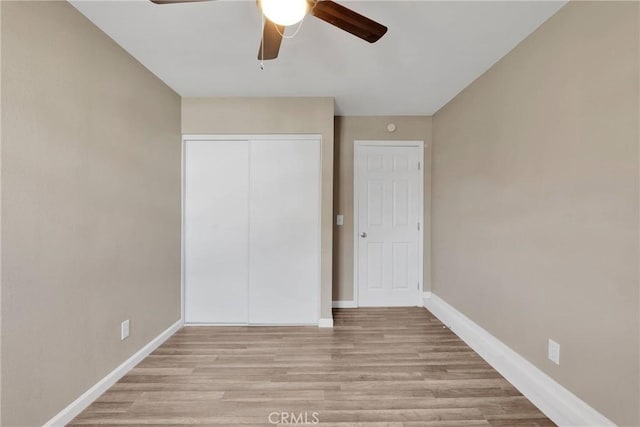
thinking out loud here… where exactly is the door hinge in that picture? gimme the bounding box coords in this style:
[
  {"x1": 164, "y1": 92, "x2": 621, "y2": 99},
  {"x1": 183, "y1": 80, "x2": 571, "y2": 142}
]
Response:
[
  {"x1": 417, "y1": 282, "x2": 420, "y2": 290},
  {"x1": 417, "y1": 222, "x2": 421, "y2": 231},
  {"x1": 418, "y1": 161, "x2": 421, "y2": 171}
]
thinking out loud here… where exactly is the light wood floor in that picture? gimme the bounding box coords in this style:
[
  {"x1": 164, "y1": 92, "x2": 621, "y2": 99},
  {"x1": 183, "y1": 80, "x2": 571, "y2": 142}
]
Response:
[{"x1": 71, "y1": 308, "x2": 554, "y2": 426}]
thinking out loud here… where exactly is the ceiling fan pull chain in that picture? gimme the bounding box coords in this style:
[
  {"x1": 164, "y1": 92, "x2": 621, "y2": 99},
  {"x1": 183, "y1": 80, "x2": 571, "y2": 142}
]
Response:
[{"x1": 274, "y1": 16, "x2": 305, "y2": 40}]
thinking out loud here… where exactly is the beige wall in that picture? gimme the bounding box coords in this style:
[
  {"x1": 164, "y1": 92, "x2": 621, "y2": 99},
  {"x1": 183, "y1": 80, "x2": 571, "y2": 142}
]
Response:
[
  {"x1": 432, "y1": 2, "x2": 639, "y2": 425},
  {"x1": 333, "y1": 116, "x2": 432, "y2": 302},
  {"x1": 1, "y1": 2, "x2": 182, "y2": 425},
  {"x1": 0, "y1": 2, "x2": 4, "y2": 423},
  {"x1": 182, "y1": 97, "x2": 334, "y2": 319}
]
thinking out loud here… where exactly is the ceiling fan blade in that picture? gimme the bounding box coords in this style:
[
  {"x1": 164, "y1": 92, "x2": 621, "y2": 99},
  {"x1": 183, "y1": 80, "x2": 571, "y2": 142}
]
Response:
[
  {"x1": 311, "y1": 0, "x2": 387, "y2": 43},
  {"x1": 150, "y1": 0, "x2": 212, "y2": 4},
  {"x1": 258, "y1": 19, "x2": 285, "y2": 60}
]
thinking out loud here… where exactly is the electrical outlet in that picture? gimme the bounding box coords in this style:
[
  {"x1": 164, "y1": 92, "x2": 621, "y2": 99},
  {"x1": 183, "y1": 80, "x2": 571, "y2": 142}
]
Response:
[
  {"x1": 336, "y1": 215, "x2": 344, "y2": 226},
  {"x1": 121, "y1": 319, "x2": 130, "y2": 341},
  {"x1": 548, "y1": 339, "x2": 560, "y2": 365}
]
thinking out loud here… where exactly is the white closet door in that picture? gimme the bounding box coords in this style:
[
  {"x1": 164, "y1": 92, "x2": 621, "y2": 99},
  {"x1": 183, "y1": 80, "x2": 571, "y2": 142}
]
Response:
[
  {"x1": 184, "y1": 140, "x2": 249, "y2": 323},
  {"x1": 249, "y1": 139, "x2": 320, "y2": 324}
]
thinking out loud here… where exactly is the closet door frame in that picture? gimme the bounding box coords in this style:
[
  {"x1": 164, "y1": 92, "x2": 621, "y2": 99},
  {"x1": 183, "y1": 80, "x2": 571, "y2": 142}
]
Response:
[{"x1": 181, "y1": 134, "x2": 323, "y2": 326}]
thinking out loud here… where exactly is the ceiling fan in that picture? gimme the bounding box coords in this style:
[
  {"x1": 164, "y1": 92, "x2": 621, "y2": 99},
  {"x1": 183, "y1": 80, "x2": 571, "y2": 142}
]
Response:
[{"x1": 149, "y1": 0, "x2": 388, "y2": 60}]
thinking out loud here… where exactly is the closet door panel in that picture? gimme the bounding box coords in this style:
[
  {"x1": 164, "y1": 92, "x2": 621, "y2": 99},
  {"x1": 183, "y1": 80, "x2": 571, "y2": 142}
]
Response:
[
  {"x1": 249, "y1": 139, "x2": 320, "y2": 324},
  {"x1": 184, "y1": 140, "x2": 249, "y2": 323}
]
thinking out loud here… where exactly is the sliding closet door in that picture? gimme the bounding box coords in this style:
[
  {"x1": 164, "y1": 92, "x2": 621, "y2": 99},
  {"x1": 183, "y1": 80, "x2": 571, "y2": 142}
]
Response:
[
  {"x1": 184, "y1": 140, "x2": 249, "y2": 323},
  {"x1": 249, "y1": 139, "x2": 320, "y2": 324}
]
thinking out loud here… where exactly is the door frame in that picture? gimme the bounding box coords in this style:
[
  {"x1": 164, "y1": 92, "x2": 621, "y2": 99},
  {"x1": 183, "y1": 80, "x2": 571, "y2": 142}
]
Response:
[
  {"x1": 181, "y1": 134, "x2": 323, "y2": 325},
  {"x1": 353, "y1": 140, "x2": 425, "y2": 307}
]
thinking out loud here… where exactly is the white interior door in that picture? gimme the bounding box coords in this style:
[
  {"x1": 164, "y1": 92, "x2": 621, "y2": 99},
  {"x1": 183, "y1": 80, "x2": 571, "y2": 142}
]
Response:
[
  {"x1": 356, "y1": 143, "x2": 423, "y2": 307},
  {"x1": 249, "y1": 139, "x2": 320, "y2": 324},
  {"x1": 184, "y1": 140, "x2": 250, "y2": 323}
]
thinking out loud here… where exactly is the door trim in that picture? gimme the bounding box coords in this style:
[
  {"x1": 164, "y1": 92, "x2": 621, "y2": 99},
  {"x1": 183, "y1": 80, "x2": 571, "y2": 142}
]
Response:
[
  {"x1": 181, "y1": 134, "x2": 323, "y2": 325},
  {"x1": 353, "y1": 140, "x2": 425, "y2": 307}
]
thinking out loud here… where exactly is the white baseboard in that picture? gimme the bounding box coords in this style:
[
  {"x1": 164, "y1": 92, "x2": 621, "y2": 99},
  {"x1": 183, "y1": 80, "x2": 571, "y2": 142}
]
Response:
[
  {"x1": 44, "y1": 319, "x2": 183, "y2": 426},
  {"x1": 318, "y1": 318, "x2": 334, "y2": 328},
  {"x1": 332, "y1": 300, "x2": 357, "y2": 308},
  {"x1": 423, "y1": 293, "x2": 614, "y2": 427}
]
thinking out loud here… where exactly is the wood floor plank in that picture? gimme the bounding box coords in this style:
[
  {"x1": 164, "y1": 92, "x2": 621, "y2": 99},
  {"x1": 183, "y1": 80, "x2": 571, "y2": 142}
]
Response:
[{"x1": 70, "y1": 307, "x2": 554, "y2": 426}]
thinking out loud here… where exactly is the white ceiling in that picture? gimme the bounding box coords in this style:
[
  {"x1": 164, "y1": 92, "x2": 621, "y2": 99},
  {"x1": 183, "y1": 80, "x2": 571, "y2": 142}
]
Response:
[{"x1": 70, "y1": 0, "x2": 566, "y2": 115}]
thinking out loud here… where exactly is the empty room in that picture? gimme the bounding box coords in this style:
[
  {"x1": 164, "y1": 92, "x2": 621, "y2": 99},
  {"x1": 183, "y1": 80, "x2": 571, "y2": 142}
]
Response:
[{"x1": 1, "y1": 0, "x2": 638, "y2": 426}]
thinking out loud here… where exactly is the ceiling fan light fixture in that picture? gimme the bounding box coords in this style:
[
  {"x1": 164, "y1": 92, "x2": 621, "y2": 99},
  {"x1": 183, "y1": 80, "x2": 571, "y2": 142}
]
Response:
[{"x1": 261, "y1": 0, "x2": 308, "y2": 26}]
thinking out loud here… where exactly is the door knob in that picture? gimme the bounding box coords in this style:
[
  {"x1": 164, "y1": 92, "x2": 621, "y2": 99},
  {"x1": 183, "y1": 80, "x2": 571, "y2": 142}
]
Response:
[{"x1": 360, "y1": 232, "x2": 367, "y2": 238}]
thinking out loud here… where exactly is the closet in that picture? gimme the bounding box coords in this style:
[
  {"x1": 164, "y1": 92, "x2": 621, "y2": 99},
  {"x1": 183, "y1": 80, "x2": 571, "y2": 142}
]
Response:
[{"x1": 183, "y1": 136, "x2": 321, "y2": 325}]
